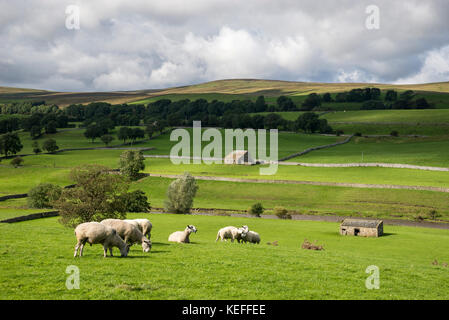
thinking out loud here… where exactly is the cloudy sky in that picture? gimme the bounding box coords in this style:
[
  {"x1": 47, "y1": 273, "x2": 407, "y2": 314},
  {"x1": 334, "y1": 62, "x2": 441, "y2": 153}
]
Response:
[{"x1": 1, "y1": 0, "x2": 449, "y2": 91}]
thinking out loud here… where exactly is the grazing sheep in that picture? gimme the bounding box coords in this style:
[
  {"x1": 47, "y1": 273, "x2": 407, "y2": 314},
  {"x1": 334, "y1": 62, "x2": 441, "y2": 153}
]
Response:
[
  {"x1": 241, "y1": 230, "x2": 261, "y2": 244},
  {"x1": 124, "y1": 218, "x2": 152, "y2": 239},
  {"x1": 168, "y1": 225, "x2": 197, "y2": 243},
  {"x1": 216, "y1": 225, "x2": 248, "y2": 243},
  {"x1": 101, "y1": 219, "x2": 152, "y2": 252},
  {"x1": 74, "y1": 222, "x2": 129, "y2": 258}
]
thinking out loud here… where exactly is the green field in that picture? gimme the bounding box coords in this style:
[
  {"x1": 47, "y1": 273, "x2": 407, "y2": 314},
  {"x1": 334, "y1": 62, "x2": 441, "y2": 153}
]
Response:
[
  {"x1": 263, "y1": 109, "x2": 449, "y2": 136},
  {"x1": 1, "y1": 214, "x2": 448, "y2": 299}
]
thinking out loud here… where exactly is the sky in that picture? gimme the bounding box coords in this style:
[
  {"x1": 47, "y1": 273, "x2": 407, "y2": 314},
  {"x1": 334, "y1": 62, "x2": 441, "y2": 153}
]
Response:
[{"x1": 0, "y1": 0, "x2": 448, "y2": 92}]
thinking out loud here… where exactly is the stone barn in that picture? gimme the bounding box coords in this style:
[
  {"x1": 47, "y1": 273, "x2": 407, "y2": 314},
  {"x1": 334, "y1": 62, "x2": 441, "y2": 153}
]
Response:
[
  {"x1": 224, "y1": 150, "x2": 255, "y2": 165},
  {"x1": 340, "y1": 219, "x2": 383, "y2": 237}
]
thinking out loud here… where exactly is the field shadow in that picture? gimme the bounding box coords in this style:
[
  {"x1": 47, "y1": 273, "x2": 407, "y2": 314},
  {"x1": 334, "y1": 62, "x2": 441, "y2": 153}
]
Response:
[
  {"x1": 148, "y1": 250, "x2": 169, "y2": 254},
  {"x1": 151, "y1": 242, "x2": 170, "y2": 246}
]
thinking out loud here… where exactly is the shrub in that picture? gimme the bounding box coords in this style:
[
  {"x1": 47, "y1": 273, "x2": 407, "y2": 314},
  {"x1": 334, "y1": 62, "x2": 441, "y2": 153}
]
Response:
[
  {"x1": 164, "y1": 172, "x2": 199, "y2": 214},
  {"x1": 390, "y1": 130, "x2": 399, "y2": 137},
  {"x1": 428, "y1": 210, "x2": 441, "y2": 221},
  {"x1": 413, "y1": 214, "x2": 425, "y2": 222},
  {"x1": 119, "y1": 150, "x2": 145, "y2": 180},
  {"x1": 27, "y1": 183, "x2": 62, "y2": 208},
  {"x1": 336, "y1": 130, "x2": 344, "y2": 136},
  {"x1": 10, "y1": 156, "x2": 24, "y2": 168},
  {"x1": 354, "y1": 132, "x2": 362, "y2": 137},
  {"x1": 274, "y1": 206, "x2": 292, "y2": 219},
  {"x1": 120, "y1": 190, "x2": 151, "y2": 212},
  {"x1": 248, "y1": 202, "x2": 264, "y2": 217}
]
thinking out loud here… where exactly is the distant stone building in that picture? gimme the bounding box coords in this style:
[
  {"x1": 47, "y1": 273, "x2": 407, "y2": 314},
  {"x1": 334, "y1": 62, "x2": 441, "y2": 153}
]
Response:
[
  {"x1": 224, "y1": 150, "x2": 255, "y2": 165},
  {"x1": 340, "y1": 219, "x2": 383, "y2": 237}
]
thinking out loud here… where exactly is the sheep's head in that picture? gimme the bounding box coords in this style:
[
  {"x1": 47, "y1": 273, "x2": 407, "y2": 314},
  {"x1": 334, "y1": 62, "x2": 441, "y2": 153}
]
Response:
[
  {"x1": 120, "y1": 244, "x2": 130, "y2": 257},
  {"x1": 241, "y1": 225, "x2": 249, "y2": 232},
  {"x1": 142, "y1": 239, "x2": 152, "y2": 253},
  {"x1": 187, "y1": 225, "x2": 197, "y2": 233}
]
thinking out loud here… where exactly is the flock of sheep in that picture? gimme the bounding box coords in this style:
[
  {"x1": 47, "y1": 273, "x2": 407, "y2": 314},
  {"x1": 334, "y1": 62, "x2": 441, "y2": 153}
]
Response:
[{"x1": 73, "y1": 219, "x2": 261, "y2": 257}]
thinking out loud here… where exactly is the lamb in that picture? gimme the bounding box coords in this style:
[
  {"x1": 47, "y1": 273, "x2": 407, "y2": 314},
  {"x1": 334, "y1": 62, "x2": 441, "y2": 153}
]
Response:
[
  {"x1": 124, "y1": 218, "x2": 153, "y2": 239},
  {"x1": 74, "y1": 222, "x2": 129, "y2": 258},
  {"x1": 168, "y1": 225, "x2": 197, "y2": 243},
  {"x1": 216, "y1": 225, "x2": 248, "y2": 243},
  {"x1": 241, "y1": 230, "x2": 261, "y2": 244},
  {"x1": 100, "y1": 219, "x2": 152, "y2": 252}
]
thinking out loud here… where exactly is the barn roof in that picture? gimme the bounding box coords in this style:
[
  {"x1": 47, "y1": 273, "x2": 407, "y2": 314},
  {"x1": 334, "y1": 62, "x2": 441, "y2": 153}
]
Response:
[
  {"x1": 341, "y1": 219, "x2": 382, "y2": 228},
  {"x1": 224, "y1": 150, "x2": 249, "y2": 158}
]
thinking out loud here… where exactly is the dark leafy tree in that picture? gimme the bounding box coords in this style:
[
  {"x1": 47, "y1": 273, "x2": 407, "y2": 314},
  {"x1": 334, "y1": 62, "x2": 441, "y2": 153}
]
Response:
[
  {"x1": 53, "y1": 164, "x2": 130, "y2": 227},
  {"x1": 0, "y1": 132, "x2": 23, "y2": 156},
  {"x1": 42, "y1": 139, "x2": 59, "y2": 153},
  {"x1": 100, "y1": 134, "x2": 114, "y2": 146}
]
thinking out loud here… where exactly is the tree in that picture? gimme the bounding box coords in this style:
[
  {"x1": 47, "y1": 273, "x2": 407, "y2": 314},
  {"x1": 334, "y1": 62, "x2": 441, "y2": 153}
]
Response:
[
  {"x1": 0, "y1": 132, "x2": 23, "y2": 156},
  {"x1": 27, "y1": 183, "x2": 62, "y2": 208},
  {"x1": 301, "y1": 93, "x2": 322, "y2": 110},
  {"x1": 415, "y1": 98, "x2": 432, "y2": 109},
  {"x1": 400, "y1": 90, "x2": 415, "y2": 101},
  {"x1": 84, "y1": 125, "x2": 103, "y2": 143},
  {"x1": 118, "y1": 126, "x2": 131, "y2": 143},
  {"x1": 164, "y1": 172, "x2": 199, "y2": 214},
  {"x1": 53, "y1": 164, "x2": 130, "y2": 227},
  {"x1": 42, "y1": 139, "x2": 59, "y2": 153},
  {"x1": 248, "y1": 202, "x2": 264, "y2": 217},
  {"x1": 277, "y1": 96, "x2": 296, "y2": 111},
  {"x1": 145, "y1": 123, "x2": 155, "y2": 139},
  {"x1": 119, "y1": 150, "x2": 145, "y2": 180},
  {"x1": 118, "y1": 190, "x2": 151, "y2": 212},
  {"x1": 45, "y1": 120, "x2": 58, "y2": 134},
  {"x1": 255, "y1": 96, "x2": 267, "y2": 112},
  {"x1": 295, "y1": 112, "x2": 321, "y2": 133},
  {"x1": 30, "y1": 125, "x2": 42, "y2": 139},
  {"x1": 322, "y1": 93, "x2": 332, "y2": 102},
  {"x1": 100, "y1": 134, "x2": 115, "y2": 146},
  {"x1": 385, "y1": 90, "x2": 398, "y2": 101},
  {"x1": 32, "y1": 141, "x2": 41, "y2": 154}
]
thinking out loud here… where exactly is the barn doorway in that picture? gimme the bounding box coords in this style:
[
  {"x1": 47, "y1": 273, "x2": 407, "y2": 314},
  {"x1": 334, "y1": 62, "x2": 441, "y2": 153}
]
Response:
[{"x1": 354, "y1": 228, "x2": 360, "y2": 236}]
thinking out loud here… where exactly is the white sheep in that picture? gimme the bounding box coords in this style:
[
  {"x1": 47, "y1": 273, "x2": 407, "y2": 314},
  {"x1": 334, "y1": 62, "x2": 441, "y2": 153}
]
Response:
[
  {"x1": 168, "y1": 225, "x2": 197, "y2": 243},
  {"x1": 216, "y1": 225, "x2": 248, "y2": 243},
  {"x1": 74, "y1": 222, "x2": 129, "y2": 258},
  {"x1": 124, "y1": 218, "x2": 152, "y2": 239},
  {"x1": 101, "y1": 219, "x2": 151, "y2": 252},
  {"x1": 241, "y1": 230, "x2": 261, "y2": 244}
]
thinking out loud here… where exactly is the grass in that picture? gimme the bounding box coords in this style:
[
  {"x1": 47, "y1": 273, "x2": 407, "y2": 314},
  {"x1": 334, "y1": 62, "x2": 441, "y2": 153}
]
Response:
[
  {"x1": 133, "y1": 177, "x2": 449, "y2": 221},
  {"x1": 266, "y1": 109, "x2": 449, "y2": 135},
  {"x1": 1, "y1": 214, "x2": 449, "y2": 299},
  {"x1": 292, "y1": 136, "x2": 449, "y2": 167}
]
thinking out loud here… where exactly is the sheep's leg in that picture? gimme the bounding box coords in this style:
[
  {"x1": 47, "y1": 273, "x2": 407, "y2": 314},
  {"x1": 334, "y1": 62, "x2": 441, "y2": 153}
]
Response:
[
  {"x1": 79, "y1": 239, "x2": 87, "y2": 257},
  {"x1": 74, "y1": 241, "x2": 81, "y2": 257},
  {"x1": 109, "y1": 247, "x2": 113, "y2": 256},
  {"x1": 103, "y1": 245, "x2": 108, "y2": 258}
]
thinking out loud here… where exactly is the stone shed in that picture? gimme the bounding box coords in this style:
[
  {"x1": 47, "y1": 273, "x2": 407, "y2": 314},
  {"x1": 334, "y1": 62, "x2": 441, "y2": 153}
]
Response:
[
  {"x1": 224, "y1": 150, "x2": 255, "y2": 165},
  {"x1": 340, "y1": 219, "x2": 383, "y2": 237}
]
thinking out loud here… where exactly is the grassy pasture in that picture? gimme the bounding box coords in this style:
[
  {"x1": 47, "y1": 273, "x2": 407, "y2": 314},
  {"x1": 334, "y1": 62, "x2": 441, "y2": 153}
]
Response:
[
  {"x1": 293, "y1": 136, "x2": 449, "y2": 167},
  {"x1": 1, "y1": 214, "x2": 449, "y2": 299},
  {"x1": 3, "y1": 151, "x2": 449, "y2": 221},
  {"x1": 266, "y1": 109, "x2": 449, "y2": 135}
]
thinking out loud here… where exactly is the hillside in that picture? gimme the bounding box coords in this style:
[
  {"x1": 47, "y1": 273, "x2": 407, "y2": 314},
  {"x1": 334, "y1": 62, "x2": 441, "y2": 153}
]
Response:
[{"x1": 1, "y1": 79, "x2": 449, "y2": 107}]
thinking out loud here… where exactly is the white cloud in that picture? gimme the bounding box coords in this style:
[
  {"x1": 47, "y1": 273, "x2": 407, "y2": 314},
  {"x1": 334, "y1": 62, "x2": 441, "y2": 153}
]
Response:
[{"x1": 1, "y1": 0, "x2": 449, "y2": 91}]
